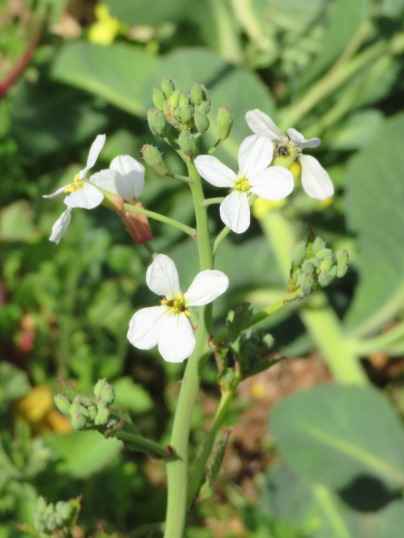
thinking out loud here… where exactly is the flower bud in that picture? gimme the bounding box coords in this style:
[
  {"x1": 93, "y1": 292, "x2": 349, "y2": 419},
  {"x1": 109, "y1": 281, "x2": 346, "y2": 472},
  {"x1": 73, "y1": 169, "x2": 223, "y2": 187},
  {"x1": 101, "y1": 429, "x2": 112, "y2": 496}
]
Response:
[
  {"x1": 319, "y1": 253, "x2": 335, "y2": 273},
  {"x1": 141, "y1": 144, "x2": 169, "y2": 176},
  {"x1": 179, "y1": 91, "x2": 189, "y2": 108},
  {"x1": 217, "y1": 106, "x2": 233, "y2": 141},
  {"x1": 161, "y1": 77, "x2": 175, "y2": 98},
  {"x1": 312, "y1": 236, "x2": 326, "y2": 254},
  {"x1": 71, "y1": 409, "x2": 87, "y2": 430},
  {"x1": 95, "y1": 407, "x2": 110, "y2": 426},
  {"x1": 301, "y1": 260, "x2": 315, "y2": 274},
  {"x1": 37, "y1": 497, "x2": 47, "y2": 513},
  {"x1": 56, "y1": 501, "x2": 72, "y2": 521},
  {"x1": 101, "y1": 383, "x2": 115, "y2": 404},
  {"x1": 178, "y1": 130, "x2": 198, "y2": 158},
  {"x1": 54, "y1": 394, "x2": 70, "y2": 416},
  {"x1": 152, "y1": 87, "x2": 165, "y2": 110},
  {"x1": 336, "y1": 249, "x2": 349, "y2": 278},
  {"x1": 315, "y1": 248, "x2": 333, "y2": 260},
  {"x1": 198, "y1": 101, "x2": 210, "y2": 115},
  {"x1": 147, "y1": 108, "x2": 166, "y2": 136},
  {"x1": 168, "y1": 89, "x2": 180, "y2": 110},
  {"x1": 292, "y1": 240, "x2": 307, "y2": 266},
  {"x1": 94, "y1": 378, "x2": 108, "y2": 398},
  {"x1": 194, "y1": 110, "x2": 210, "y2": 134},
  {"x1": 180, "y1": 104, "x2": 192, "y2": 124},
  {"x1": 299, "y1": 271, "x2": 314, "y2": 295},
  {"x1": 189, "y1": 83, "x2": 204, "y2": 105},
  {"x1": 318, "y1": 266, "x2": 337, "y2": 287}
]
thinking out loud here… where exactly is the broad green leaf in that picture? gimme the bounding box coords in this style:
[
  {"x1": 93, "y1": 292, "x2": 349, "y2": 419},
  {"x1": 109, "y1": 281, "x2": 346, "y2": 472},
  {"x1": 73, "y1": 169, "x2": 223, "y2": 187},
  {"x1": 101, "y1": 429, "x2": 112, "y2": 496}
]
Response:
[
  {"x1": 52, "y1": 42, "x2": 157, "y2": 115},
  {"x1": 298, "y1": 0, "x2": 369, "y2": 90},
  {"x1": 44, "y1": 431, "x2": 121, "y2": 478},
  {"x1": 104, "y1": 0, "x2": 186, "y2": 25},
  {"x1": 324, "y1": 109, "x2": 383, "y2": 151},
  {"x1": 344, "y1": 113, "x2": 404, "y2": 335},
  {"x1": 0, "y1": 201, "x2": 36, "y2": 242},
  {"x1": 113, "y1": 376, "x2": 153, "y2": 414},
  {"x1": 270, "y1": 384, "x2": 404, "y2": 489}
]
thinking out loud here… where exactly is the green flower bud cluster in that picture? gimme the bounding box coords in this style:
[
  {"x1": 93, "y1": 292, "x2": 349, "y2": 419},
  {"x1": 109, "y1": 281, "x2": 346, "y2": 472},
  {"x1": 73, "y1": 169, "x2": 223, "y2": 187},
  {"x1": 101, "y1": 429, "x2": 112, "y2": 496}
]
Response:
[
  {"x1": 33, "y1": 496, "x2": 78, "y2": 535},
  {"x1": 147, "y1": 78, "x2": 233, "y2": 160},
  {"x1": 289, "y1": 235, "x2": 349, "y2": 296},
  {"x1": 54, "y1": 379, "x2": 116, "y2": 431}
]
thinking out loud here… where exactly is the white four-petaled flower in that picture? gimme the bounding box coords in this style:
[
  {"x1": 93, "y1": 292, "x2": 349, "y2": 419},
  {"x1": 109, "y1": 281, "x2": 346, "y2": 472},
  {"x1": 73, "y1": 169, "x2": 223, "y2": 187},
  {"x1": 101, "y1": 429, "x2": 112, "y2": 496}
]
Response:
[
  {"x1": 90, "y1": 155, "x2": 145, "y2": 202},
  {"x1": 245, "y1": 109, "x2": 334, "y2": 200},
  {"x1": 127, "y1": 254, "x2": 229, "y2": 363},
  {"x1": 194, "y1": 134, "x2": 294, "y2": 234}
]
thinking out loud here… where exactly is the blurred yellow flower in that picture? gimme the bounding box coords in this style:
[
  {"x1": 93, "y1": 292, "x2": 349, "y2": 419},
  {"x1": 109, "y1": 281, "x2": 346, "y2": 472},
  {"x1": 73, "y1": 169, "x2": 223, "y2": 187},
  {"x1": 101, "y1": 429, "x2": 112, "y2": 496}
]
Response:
[
  {"x1": 88, "y1": 4, "x2": 120, "y2": 45},
  {"x1": 252, "y1": 197, "x2": 286, "y2": 218}
]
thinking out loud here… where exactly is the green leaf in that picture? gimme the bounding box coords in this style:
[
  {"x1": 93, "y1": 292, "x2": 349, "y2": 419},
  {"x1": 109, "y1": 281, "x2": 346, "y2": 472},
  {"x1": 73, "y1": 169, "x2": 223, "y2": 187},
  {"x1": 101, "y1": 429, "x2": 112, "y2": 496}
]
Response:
[
  {"x1": 52, "y1": 42, "x2": 158, "y2": 116},
  {"x1": 104, "y1": 0, "x2": 186, "y2": 25},
  {"x1": 113, "y1": 377, "x2": 153, "y2": 414},
  {"x1": 323, "y1": 109, "x2": 384, "y2": 151},
  {"x1": 0, "y1": 201, "x2": 36, "y2": 242},
  {"x1": 270, "y1": 384, "x2": 404, "y2": 489},
  {"x1": 298, "y1": 0, "x2": 369, "y2": 90},
  {"x1": 44, "y1": 431, "x2": 121, "y2": 478},
  {"x1": 0, "y1": 363, "x2": 30, "y2": 404},
  {"x1": 344, "y1": 113, "x2": 404, "y2": 336}
]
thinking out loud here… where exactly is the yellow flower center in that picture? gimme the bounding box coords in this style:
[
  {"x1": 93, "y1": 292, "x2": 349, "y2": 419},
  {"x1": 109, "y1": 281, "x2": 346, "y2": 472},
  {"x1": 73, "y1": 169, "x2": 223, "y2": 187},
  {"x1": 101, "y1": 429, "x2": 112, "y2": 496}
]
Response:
[
  {"x1": 161, "y1": 292, "x2": 190, "y2": 316},
  {"x1": 65, "y1": 174, "x2": 84, "y2": 193},
  {"x1": 235, "y1": 176, "x2": 250, "y2": 193}
]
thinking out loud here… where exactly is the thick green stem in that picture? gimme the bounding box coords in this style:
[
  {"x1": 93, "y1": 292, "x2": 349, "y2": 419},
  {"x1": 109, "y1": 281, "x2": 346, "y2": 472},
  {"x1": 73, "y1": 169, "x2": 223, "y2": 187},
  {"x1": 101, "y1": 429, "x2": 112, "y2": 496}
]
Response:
[
  {"x1": 164, "y1": 159, "x2": 213, "y2": 538},
  {"x1": 258, "y1": 211, "x2": 368, "y2": 385}
]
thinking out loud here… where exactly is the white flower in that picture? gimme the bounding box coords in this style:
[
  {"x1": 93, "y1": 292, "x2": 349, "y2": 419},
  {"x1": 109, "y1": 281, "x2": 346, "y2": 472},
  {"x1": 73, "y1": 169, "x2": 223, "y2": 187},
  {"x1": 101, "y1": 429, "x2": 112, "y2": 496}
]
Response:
[
  {"x1": 44, "y1": 134, "x2": 106, "y2": 209},
  {"x1": 127, "y1": 254, "x2": 229, "y2": 363},
  {"x1": 90, "y1": 155, "x2": 145, "y2": 202},
  {"x1": 194, "y1": 135, "x2": 294, "y2": 234},
  {"x1": 245, "y1": 109, "x2": 334, "y2": 200},
  {"x1": 43, "y1": 134, "x2": 106, "y2": 243}
]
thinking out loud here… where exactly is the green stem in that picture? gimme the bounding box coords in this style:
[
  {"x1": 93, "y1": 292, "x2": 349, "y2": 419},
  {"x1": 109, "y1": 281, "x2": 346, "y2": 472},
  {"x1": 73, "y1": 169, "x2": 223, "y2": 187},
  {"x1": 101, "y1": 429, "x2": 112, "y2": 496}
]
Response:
[
  {"x1": 164, "y1": 159, "x2": 213, "y2": 538},
  {"x1": 187, "y1": 385, "x2": 238, "y2": 508},
  {"x1": 213, "y1": 226, "x2": 231, "y2": 255},
  {"x1": 114, "y1": 430, "x2": 174, "y2": 459},
  {"x1": 349, "y1": 321, "x2": 404, "y2": 356},
  {"x1": 202, "y1": 197, "x2": 225, "y2": 207},
  {"x1": 258, "y1": 211, "x2": 368, "y2": 385},
  {"x1": 124, "y1": 202, "x2": 196, "y2": 238}
]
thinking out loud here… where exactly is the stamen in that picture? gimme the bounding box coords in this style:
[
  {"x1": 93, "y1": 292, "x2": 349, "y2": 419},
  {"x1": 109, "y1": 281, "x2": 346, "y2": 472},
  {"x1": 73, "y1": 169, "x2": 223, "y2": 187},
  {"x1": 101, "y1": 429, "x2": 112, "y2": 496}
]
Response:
[{"x1": 235, "y1": 176, "x2": 250, "y2": 193}]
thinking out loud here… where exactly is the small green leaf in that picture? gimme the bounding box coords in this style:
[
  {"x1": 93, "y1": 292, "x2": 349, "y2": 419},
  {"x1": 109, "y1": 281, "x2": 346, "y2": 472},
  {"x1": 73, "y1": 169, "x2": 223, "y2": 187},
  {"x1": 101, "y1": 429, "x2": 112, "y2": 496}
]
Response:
[{"x1": 113, "y1": 376, "x2": 153, "y2": 414}]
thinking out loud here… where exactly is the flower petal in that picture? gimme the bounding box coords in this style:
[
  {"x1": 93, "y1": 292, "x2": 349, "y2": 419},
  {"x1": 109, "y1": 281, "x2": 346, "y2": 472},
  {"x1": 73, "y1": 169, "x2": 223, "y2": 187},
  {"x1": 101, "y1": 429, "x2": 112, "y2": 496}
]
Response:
[
  {"x1": 79, "y1": 134, "x2": 106, "y2": 178},
  {"x1": 49, "y1": 208, "x2": 72, "y2": 244},
  {"x1": 110, "y1": 155, "x2": 145, "y2": 199},
  {"x1": 287, "y1": 128, "x2": 320, "y2": 149},
  {"x1": 146, "y1": 254, "x2": 181, "y2": 298},
  {"x1": 158, "y1": 312, "x2": 195, "y2": 363},
  {"x1": 299, "y1": 154, "x2": 334, "y2": 200},
  {"x1": 64, "y1": 183, "x2": 104, "y2": 209},
  {"x1": 127, "y1": 305, "x2": 167, "y2": 350},
  {"x1": 238, "y1": 135, "x2": 273, "y2": 177},
  {"x1": 245, "y1": 109, "x2": 286, "y2": 143},
  {"x1": 90, "y1": 169, "x2": 120, "y2": 194},
  {"x1": 194, "y1": 155, "x2": 237, "y2": 188},
  {"x1": 184, "y1": 270, "x2": 229, "y2": 306},
  {"x1": 43, "y1": 186, "x2": 67, "y2": 199},
  {"x1": 250, "y1": 167, "x2": 294, "y2": 200},
  {"x1": 220, "y1": 191, "x2": 250, "y2": 234}
]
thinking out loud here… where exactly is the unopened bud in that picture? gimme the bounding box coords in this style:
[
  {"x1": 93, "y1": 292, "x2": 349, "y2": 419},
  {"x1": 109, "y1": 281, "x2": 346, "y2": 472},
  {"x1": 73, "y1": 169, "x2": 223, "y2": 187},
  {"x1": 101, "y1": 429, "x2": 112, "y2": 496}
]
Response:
[
  {"x1": 302, "y1": 260, "x2": 315, "y2": 274},
  {"x1": 319, "y1": 253, "x2": 335, "y2": 273},
  {"x1": 194, "y1": 110, "x2": 210, "y2": 134},
  {"x1": 318, "y1": 266, "x2": 337, "y2": 287},
  {"x1": 198, "y1": 101, "x2": 210, "y2": 115},
  {"x1": 336, "y1": 249, "x2": 349, "y2": 278},
  {"x1": 292, "y1": 240, "x2": 307, "y2": 266},
  {"x1": 94, "y1": 378, "x2": 108, "y2": 398},
  {"x1": 180, "y1": 104, "x2": 192, "y2": 124},
  {"x1": 56, "y1": 502, "x2": 72, "y2": 521},
  {"x1": 54, "y1": 394, "x2": 70, "y2": 416},
  {"x1": 312, "y1": 237, "x2": 326, "y2": 254},
  {"x1": 178, "y1": 130, "x2": 198, "y2": 158},
  {"x1": 189, "y1": 83, "x2": 204, "y2": 105},
  {"x1": 71, "y1": 409, "x2": 86, "y2": 430},
  {"x1": 168, "y1": 90, "x2": 180, "y2": 110},
  {"x1": 217, "y1": 106, "x2": 233, "y2": 141},
  {"x1": 315, "y1": 248, "x2": 333, "y2": 260},
  {"x1": 299, "y1": 271, "x2": 314, "y2": 295},
  {"x1": 152, "y1": 87, "x2": 165, "y2": 110},
  {"x1": 141, "y1": 144, "x2": 168, "y2": 176},
  {"x1": 161, "y1": 77, "x2": 175, "y2": 98},
  {"x1": 147, "y1": 108, "x2": 166, "y2": 136},
  {"x1": 179, "y1": 91, "x2": 189, "y2": 108},
  {"x1": 95, "y1": 407, "x2": 110, "y2": 426},
  {"x1": 101, "y1": 383, "x2": 115, "y2": 404}
]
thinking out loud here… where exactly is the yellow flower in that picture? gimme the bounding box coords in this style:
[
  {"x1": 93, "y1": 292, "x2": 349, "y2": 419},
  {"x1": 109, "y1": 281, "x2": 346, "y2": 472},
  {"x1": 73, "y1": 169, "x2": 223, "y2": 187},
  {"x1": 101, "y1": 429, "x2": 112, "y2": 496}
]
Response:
[{"x1": 88, "y1": 4, "x2": 120, "y2": 45}]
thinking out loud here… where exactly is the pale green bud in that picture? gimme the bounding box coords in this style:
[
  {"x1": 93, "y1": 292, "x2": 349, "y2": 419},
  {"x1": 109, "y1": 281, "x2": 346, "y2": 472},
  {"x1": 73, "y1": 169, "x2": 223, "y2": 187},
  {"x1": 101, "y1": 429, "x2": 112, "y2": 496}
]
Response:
[
  {"x1": 319, "y1": 253, "x2": 335, "y2": 273},
  {"x1": 147, "y1": 108, "x2": 166, "y2": 136},
  {"x1": 54, "y1": 394, "x2": 70, "y2": 416},
  {"x1": 336, "y1": 249, "x2": 349, "y2": 278},
  {"x1": 217, "y1": 106, "x2": 233, "y2": 141},
  {"x1": 161, "y1": 77, "x2": 175, "y2": 98},
  {"x1": 198, "y1": 101, "x2": 210, "y2": 115},
  {"x1": 95, "y1": 407, "x2": 110, "y2": 426},
  {"x1": 302, "y1": 260, "x2": 315, "y2": 274},
  {"x1": 194, "y1": 110, "x2": 210, "y2": 134},
  {"x1": 36, "y1": 497, "x2": 47, "y2": 513},
  {"x1": 56, "y1": 501, "x2": 72, "y2": 521},
  {"x1": 168, "y1": 90, "x2": 180, "y2": 110},
  {"x1": 292, "y1": 240, "x2": 307, "y2": 266},
  {"x1": 152, "y1": 87, "x2": 165, "y2": 110},
  {"x1": 179, "y1": 91, "x2": 189, "y2": 108},
  {"x1": 162, "y1": 100, "x2": 170, "y2": 117},
  {"x1": 189, "y1": 83, "x2": 204, "y2": 105},
  {"x1": 94, "y1": 378, "x2": 108, "y2": 398},
  {"x1": 178, "y1": 130, "x2": 198, "y2": 158},
  {"x1": 180, "y1": 104, "x2": 192, "y2": 123},
  {"x1": 46, "y1": 513, "x2": 57, "y2": 531},
  {"x1": 299, "y1": 271, "x2": 314, "y2": 295},
  {"x1": 315, "y1": 248, "x2": 333, "y2": 260},
  {"x1": 312, "y1": 236, "x2": 326, "y2": 254},
  {"x1": 318, "y1": 266, "x2": 337, "y2": 287},
  {"x1": 101, "y1": 384, "x2": 115, "y2": 404},
  {"x1": 71, "y1": 409, "x2": 87, "y2": 430},
  {"x1": 141, "y1": 144, "x2": 169, "y2": 176}
]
